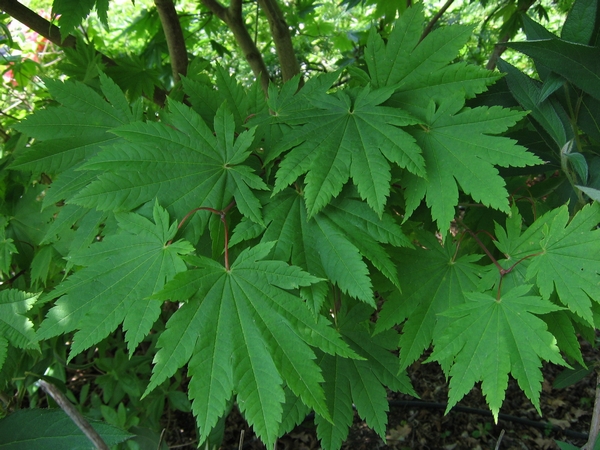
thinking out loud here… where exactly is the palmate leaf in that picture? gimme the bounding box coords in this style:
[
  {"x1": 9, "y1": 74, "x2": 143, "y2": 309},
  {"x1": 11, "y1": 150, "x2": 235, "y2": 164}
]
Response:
[
  {"x1": 425, "y1": 285, "x2": 566, "y2": 421},
  {"x1": 36, "y1": 202, "x2": 193, "y2": 357},
  {"x1": 11, "y1": 73, "x2": 140, "y2": 207},
  {"x1": 146, "y1": 242, "x2": 358, "y2": 449},
  {"x1": 272, "y1": 85, "x2": 425, "y2": 217},
  {"x1": 375, "y1": 231, "x2": 483, "y2": 371},
  {"x1": 231, "y1": 189, "x2": 411, "y2": 310},
  {"x1": 366, "y1": 4, "x2": 499, "y2": 104},
  {"x1": 402, "y1": 96, "x2": 540, "y2": 232},
  {"x1": 494, "y1": 202, "x2": 600, "y2": 325},
  {"x1": 315, "y1": 303, "x2": 415, "y2": 450},
  {"x1": 71, "y1": 100, "x2": 268, "y2": 238},
  {"x1": 0, "y1": 289, "x2": 39, "y2": 351},
  {"x1": 358, "y1": 4, "x2": 538, "y2": 233}
]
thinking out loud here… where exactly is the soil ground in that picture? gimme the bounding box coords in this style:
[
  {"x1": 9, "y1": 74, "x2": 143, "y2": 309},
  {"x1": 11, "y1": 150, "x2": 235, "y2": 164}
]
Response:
[{"x1": 166, "y1": 338, "x2": 597, "y2": 450}]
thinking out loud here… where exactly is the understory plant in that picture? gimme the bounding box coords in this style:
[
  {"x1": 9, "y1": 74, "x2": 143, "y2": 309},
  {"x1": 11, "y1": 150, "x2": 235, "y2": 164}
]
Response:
[{"x1": 0, "y1": 0, "x2": 599, "y2": 448}]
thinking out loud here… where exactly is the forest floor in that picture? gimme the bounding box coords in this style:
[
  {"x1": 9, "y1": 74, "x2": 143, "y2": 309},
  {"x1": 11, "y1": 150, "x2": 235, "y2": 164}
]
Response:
[{"x1": 165, "y1": 337, "x2": 597, "y2": 450}]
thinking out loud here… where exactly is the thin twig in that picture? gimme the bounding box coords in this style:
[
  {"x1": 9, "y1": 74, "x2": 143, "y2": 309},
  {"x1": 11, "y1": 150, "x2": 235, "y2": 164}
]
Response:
[
  {"x1": 420, "y1": 0, "x2": 456, "y2": 42},
  {"x1": 37, "y1": 380, "x2": 110, "y2": 450},
  {"x1": 237, "y1": 429, "x2": 245, "y2": 450},
  {"x1": 583, "y1": 371, "x2": 600, "y2": 450},
  {"x1": 495, "y1": 429, "x2": 505, "y2": 450}
]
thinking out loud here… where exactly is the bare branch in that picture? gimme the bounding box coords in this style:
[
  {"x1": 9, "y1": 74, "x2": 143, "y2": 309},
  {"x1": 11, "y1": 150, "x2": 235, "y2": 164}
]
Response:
[
  {"x1": 230, "y1": 0, "x2": 243, "y2": 18},
  {"x1": 201, "y1": 0, "x2": 227, "y2": 20},
  {"x1": 420, "y1": 0, "x2": 456, "y2": 42},
  {"x1": 38, "y1": 380, "x2": 110, "y2": 450},
  {"x1": 0, "y1": 0, "x2": 76, "y2": 48},
  {"x1": 0, "y1": 0, "x2": 167, "y2": 105},
  {"x1": 583, "y1": 371, "x2": 600, "y2": 450},
  {"x1": 201, "y1": 0, "x2": 271, "y2": 94},
  {"x1": 258, "y1": 0, "x2": 300, "y2": 82},
  {"x1": 486, "y1": 0, "x2": 535, "y2": 70},
  {"x1": 154, "y1": 0, "x2": 188, "y2": 82}
]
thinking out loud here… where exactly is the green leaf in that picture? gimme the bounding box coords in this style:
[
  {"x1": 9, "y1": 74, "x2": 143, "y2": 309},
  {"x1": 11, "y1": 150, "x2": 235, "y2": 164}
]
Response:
[
  {"x1": 426, "y1": 285, "x2": 565, "y2": 421},
  {"x1": 496, "y1": 203, "x2": 600, "y2": 325},
  {"x1": 403, "y1": 96, "x2": 539, "y2": 232},
  {"x1": 543, "y1": 311, "x2": 585, "y2": 366},
  {"x1": 561, "y1": 0, "x2": 598, "y2": 45},
  {"x1": 366, "y1": 4, "x2": 474, "y2": 91},
  {"x1": 52, "y1": 0, "x2": 96, "y2": 40},
  {"x1": 316, "y1": 303, "x2": 415, "y2": 449},
  {"x1": 273, "y1": 85, "x2": 424, "y2": 217},
  {"x1": 37, "y1": 202, "x2": 193, "y2": 357},
  {"x1": 12, "y1": 77, "x2": 134, "y2": 175},
  {"x1": 0, "y1": 225, "x2": 17, "y2": 274},
  {"x1": 498, "y1": 59, "x2": 572, "y2": 148},
  {"x1": 526, "y1": 204, "x2": 600, "y2": 325},
  {"x1": 0, "y1": 408, "x2": 132, "y2": 449},
  {"x1": 248, "y1": 190, "x2": 409, "y2": 309},
  {"x1": 71, "y1": 101, "x2": 267, "y2": 235},
  {"x1": 0, "y1": 289, "x2": 39, "y2": 351},
  {"x1": 577, "y1": 185, "x2": 600, "y2": 201},
  {"x1": 376, "y1": 232, "x2": 483, "y2": 370},
  {"x1": 553, "y1": 363, "x2": 594, "y2": 389},
  {"x1": 506, "y1": 39, "x2": 600, "y2": 100},
  {"x1": 147, "y1": 242, "x2": 348, "y2": 448}
]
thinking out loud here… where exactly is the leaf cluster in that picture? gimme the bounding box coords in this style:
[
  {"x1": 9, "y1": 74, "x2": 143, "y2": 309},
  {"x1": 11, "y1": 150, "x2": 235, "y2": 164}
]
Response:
[{"x1": 0, "y1": 2, "x2": 599, "y2": 449}]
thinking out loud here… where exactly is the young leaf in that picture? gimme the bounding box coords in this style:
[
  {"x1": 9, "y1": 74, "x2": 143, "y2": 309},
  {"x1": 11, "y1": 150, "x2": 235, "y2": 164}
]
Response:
[
  {"x1": 426, "y1": 285, "x2": 566, "y2": 421},
  {"x1": 37, "y1": 202, "x2": 193, "y2": 357}
]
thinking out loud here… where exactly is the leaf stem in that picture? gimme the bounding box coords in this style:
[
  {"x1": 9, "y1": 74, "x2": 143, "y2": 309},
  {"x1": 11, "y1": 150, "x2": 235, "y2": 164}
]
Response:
[
  {"x1": 170, "y1": 201, "x2": 236, "y2": 269},
  {"x1": 465, "y1": 228, "x2": 503, "y2": 273}
]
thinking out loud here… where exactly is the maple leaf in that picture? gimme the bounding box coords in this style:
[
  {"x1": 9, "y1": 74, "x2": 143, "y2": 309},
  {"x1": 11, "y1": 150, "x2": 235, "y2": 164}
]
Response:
[
  {"x1": 0, "y1": 290, "x2": 39, "y2": 371},
  {"x1": 272, "y1": 84, "x2": 425, "y2": 217},
  {"x1": 375, "y1": 231, "x2": 483, "y2": 371},
  {"x1": 315, "y1": 302, "x2": 416, "y2": 450},
  {"x1": 357, "y1": 4, "x2": 538, "y2": 233},
  {"x1": 146, "y1": 242, "x2": 358, "y2": 449},
  {"x1": 425, "y1": 285, "x2": 566, "y2": 421},
  {"x1": 402, "y1": 96, "x2": 540, "y2": 233},
  {"x1": 230, "y1": 188, "x2": 411, "y2": 311},
  {"x1": 71, "y1": 100, "x2": 268, "y2": 239},
  {"x1": 11, "y1": 73, "x2": 141, "y2": 207},
  {"x1": 493, "y1": 202, "x2": 600, "y2": 326},
  {"x1": 365, "y1": 5, "x2": 500, "y2": 105},
  {"x1": 36, "y1": 202, "x2": 193, "y2": 357}
]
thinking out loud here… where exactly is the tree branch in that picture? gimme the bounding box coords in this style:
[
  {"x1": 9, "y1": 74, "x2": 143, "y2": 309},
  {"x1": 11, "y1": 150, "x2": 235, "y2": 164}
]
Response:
[
  {"x1": 0, "y1": 0, "x2": 168, "y2": 106},
  {"x1": 154, "y1": 0, "x2": 188, "y2": 82},
  {"x1": 420, "y1": 0, "x2": 456, "y2": 42},
  {"x1": 486, "y1": 1, "x2": 535, "y2": 70},
  {"x1": 258, "y1": 0, "x2": 300, "y2": 82},
  {"x1": 202, "y1": 0, "x2": 270, "y2": 94},
  {"x1": 583, "y1": 371, "x2": 600, "y2": 450},
  {"x1": 38, "y1": 380, "x2": 110, "y2": 450},
  {"x1": 230, "y1": 0, "x2": 243, "y2": 18},
  {"x1": 0, "y1": 0, "x2": 76, "y2": 48}
]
